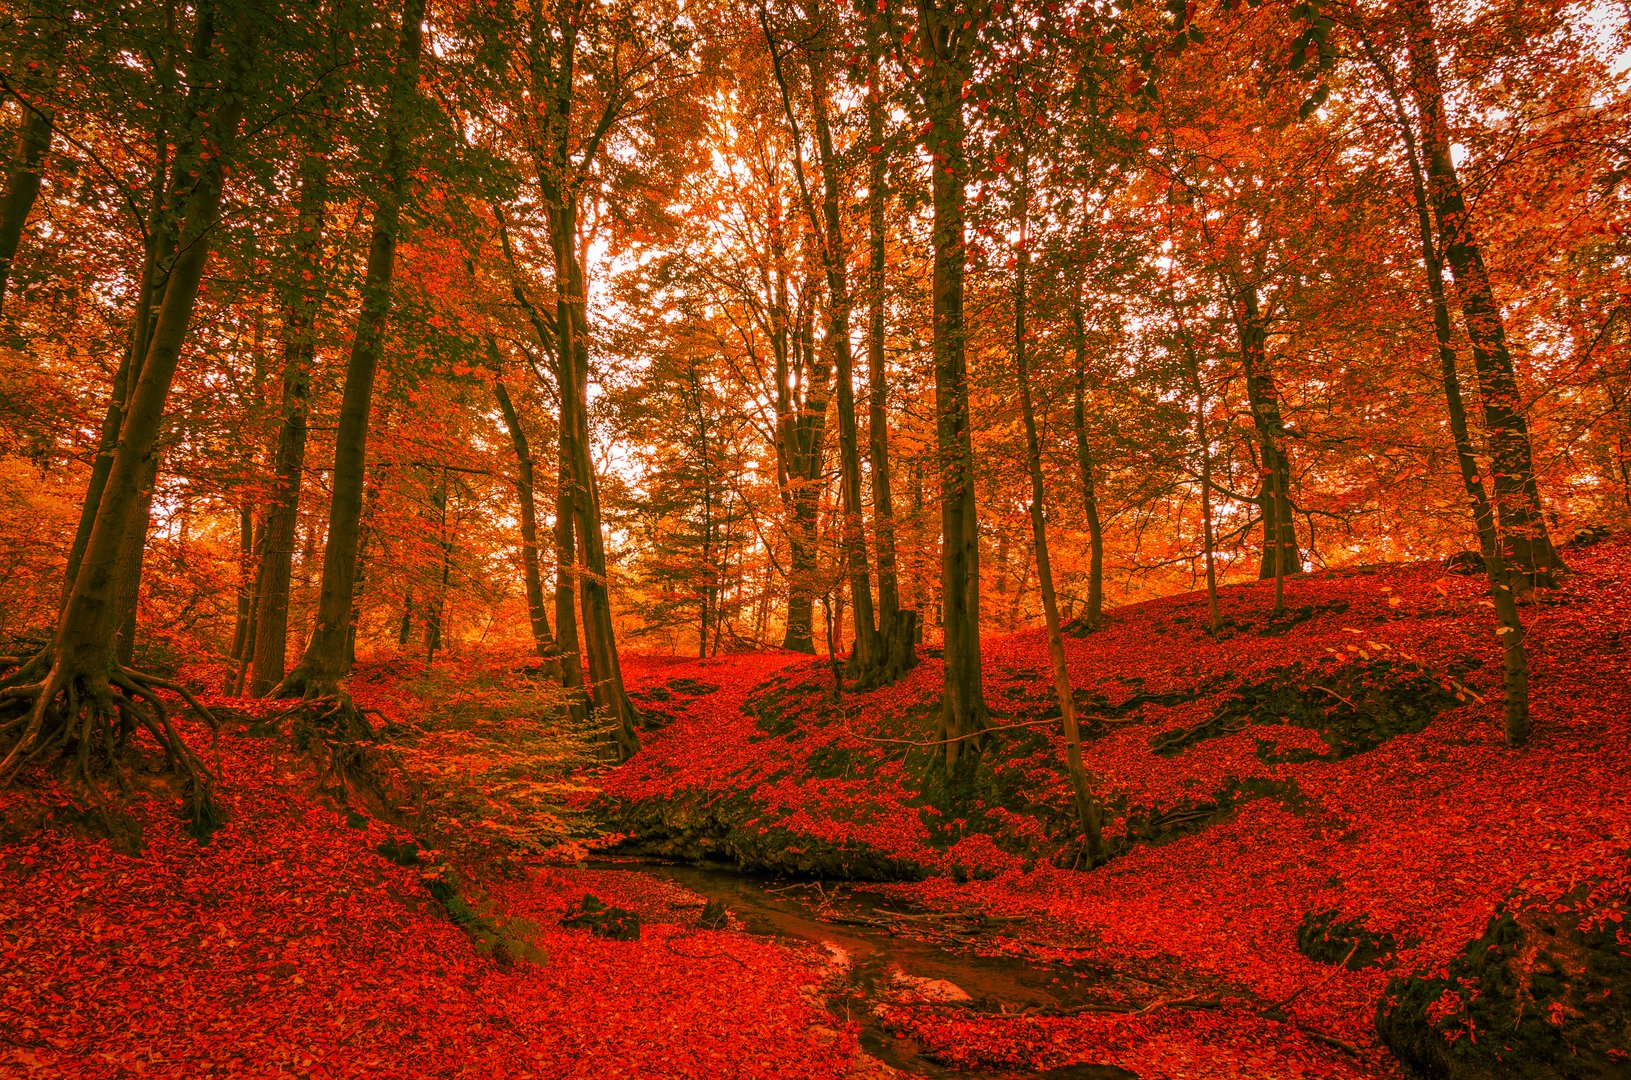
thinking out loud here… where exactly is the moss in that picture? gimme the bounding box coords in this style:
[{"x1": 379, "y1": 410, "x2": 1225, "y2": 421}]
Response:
[
  {"x1": 1150, "y1": 656, "x2": 1464, "y2": 761},
  {"x1": 1376, "y1": 858, "x2": 1631, "y2": 1079},
  {"x1": 560, "y1": 893, "x2": 641, "y2": 941},
  {"x1": 1296, "y1": 908, "x2": 1398, "y2": 969}
]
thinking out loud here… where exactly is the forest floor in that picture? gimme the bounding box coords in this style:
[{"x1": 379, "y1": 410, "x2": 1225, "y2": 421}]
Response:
[{"x1": 1, "y1": 538, "x2": 1628, "y2": 1079}]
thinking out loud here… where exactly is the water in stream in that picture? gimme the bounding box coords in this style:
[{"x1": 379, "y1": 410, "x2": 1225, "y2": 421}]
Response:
[{"x1": 608, "y1": 862, "x2": 1140, "y2": 1079}]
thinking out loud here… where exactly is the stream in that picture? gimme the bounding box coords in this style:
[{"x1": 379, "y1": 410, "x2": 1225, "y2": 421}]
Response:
[{"x1": 606, "y1": 861, "x2": 1140, "y2": 1079}]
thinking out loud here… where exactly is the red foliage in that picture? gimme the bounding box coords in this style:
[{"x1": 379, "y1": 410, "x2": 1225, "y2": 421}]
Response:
[
  {"x1": 606, "y1": 540, "x2": 1631, "y2": 1076},
  {"x1": 0, "y1": 717, "x2": 854, "y2": 1079}
]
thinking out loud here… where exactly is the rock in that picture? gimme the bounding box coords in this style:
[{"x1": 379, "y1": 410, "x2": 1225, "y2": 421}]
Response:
[
  {"x1": 560, "y1": 893, "x2": 641, "y2": 941},
  {"x1": 887, "y1": 968, "x2": 973, "y2": 1004},
  {"x1": 1297, "y1": 908, "x2": 1399, "y2": 970},
  {"x1": 1443, "y1": 550, "x2": 1485, "y2": 576},
  {"x1": 1375, "y1": 857, "x2": 1630, "y2": 1079}
]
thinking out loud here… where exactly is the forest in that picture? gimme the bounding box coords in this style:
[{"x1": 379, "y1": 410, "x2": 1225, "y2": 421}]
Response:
[{"x1": 0, "y1": 0, "x2": 1628, "y2": 1076}]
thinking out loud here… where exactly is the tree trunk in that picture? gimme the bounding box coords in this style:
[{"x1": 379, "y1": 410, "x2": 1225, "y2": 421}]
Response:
[
  {"x1": 0, "y1": 101, "x2": 51, "y2": 313},
  {"x1": 1069, "y1": 297, "x2": 1105, "y2": 631},
  {"x1": 805, "y1": 42, "x2": 880, "y2": 680},
  {"x1": 1234, "y1": 287, "x2": 1299, "y2": 579},
  {"x1": 1363, "y1": 33, "x2": 1530, "y2": 744},
  {"x1": 493, "y1": 372, "x2": 559, "y2": 666},
  {"x1": 865, "y1": 25, "x2": 909, "y2": 676},
  {"x1": 1402, "y1": 0, "x2": 1563, "y2": 583},
  {"x1": 250, "y1": 140, "x2": 329, "y2": 695},
  {"x1": 424, "y1": 473, "x2": 450, "y2": 664},
  {"x1": 1014, "y1": 219, "x2": 1103, "y2": 864},
  {"x1": 44, "y1": 13, "x2": 249, "y2": 691},
  {"x1": 916, "y1": 1, "x2": 988, "y2": 771},
  {"x1": 551, "y1": 202, "x2": 639, "y2": 760},
  {"x1": 553, "y1": 457, "x2": 588, "y2": 717},
  {"x1": 276, "y1": 0, "x2": 424, "y2": 697}
]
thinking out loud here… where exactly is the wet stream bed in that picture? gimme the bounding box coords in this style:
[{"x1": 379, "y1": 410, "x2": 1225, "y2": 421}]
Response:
[{"x1": 597, "y1": 861, "x2": 1144, "y2": 1078}]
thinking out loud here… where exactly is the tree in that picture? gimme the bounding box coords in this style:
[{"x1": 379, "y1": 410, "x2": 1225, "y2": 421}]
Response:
[
  {"x1": 276, "y1": 0, "x2": 425, "y2": 704},
  {"x1": 0, "y1": 4, "x2": 256, "y2": 821}
]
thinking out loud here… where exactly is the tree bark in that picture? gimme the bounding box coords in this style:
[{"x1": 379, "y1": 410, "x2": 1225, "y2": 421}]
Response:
[
  {"x1": 276, "y1": 0, "x2": 424, "y2": 697},
  {"x1": 1014, "y1": 216, "x2": 1102, "y2": 862},
  {"x1": 915, "y1": 0, "x2": 988, "y2": 771},
  {"x1": 250, "y1": 138, "x2": 330, "y2": 695},
  {"x1": 1069, "y1": 295, "x2": 1105, "y2": 630},
  {"x1": 865, "y1": 23, "x2": 908, "y2": 675},
  {"x1": 1362, "y1": 33, "x2": 1530, "y2": 744},
  {"x1": 1402, "y1": 0, "x2": 1563, "y2": 583},
  {"x1": 0, "y1": 101, "x2": 51, "y2": 313},
  {"x1": 494, "y1": 372, "x2": 559, "y2": 665},
  {"x1": 48, "y1": 14, "x2": 250, "y2": 686},
  {"x1": 1233, "y1": 287, "x2": 1299, "y2": 579}
]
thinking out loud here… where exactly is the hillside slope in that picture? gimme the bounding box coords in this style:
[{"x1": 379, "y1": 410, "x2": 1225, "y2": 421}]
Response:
[{"x1": 606, "y1": 539, "x2": 1631, "y2": 1077}]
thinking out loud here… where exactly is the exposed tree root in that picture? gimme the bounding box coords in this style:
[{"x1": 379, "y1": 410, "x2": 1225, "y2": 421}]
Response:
[
  {"x1": 265, "y1": 686, "x2": 410, "y2": 809},
  {"x1": 0, "y1": 651, "x2": 222, "y2": 840}
]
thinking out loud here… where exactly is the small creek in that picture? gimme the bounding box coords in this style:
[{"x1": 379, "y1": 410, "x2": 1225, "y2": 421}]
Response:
[{"x1": 607, "y1": 861, "x2": 1139, "y2": 1079}]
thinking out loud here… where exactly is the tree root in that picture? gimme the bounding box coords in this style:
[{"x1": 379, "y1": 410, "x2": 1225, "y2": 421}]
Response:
[
  {"x1": 0, "y1": 650, "x2": 222, "y2": 841},
  {"x1": 267, "y1": 687, "x2": 412, "y2": 810}
]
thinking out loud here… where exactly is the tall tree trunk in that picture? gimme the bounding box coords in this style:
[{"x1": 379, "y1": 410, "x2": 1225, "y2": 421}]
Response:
[
  {"x1": 424, "y1": 473, "x2": 450, "y2": 663},
  {"x1": 276, "y1": 0, "x2": 424, "y2": 697},
  {"x1": 61, "y1": 9, "x2": 222, "y2": 606},
  {"x1": 250, "y1": 138, "x2": 330, "y2": 695},
  {"x1": 864, "y1": 21, "x2": 907, "y2": 674},
  {"x1": 1014, "y1": 218, "x2": 1102, "y2": 864},
  {"x1": 1069, "y1": 296, "x2": 1105, "y2": 631},
  {"x1": 780, "y1": 295, "x2": 830, "y2": 653},
  {"x1": 1402, "y1": 0, "x2": 1563, "y2": 582},
  {"x1": 553, "y1": 456, "x2": 588, "y2": 717},
  {"x1": 762, "y1": 6, "x2": 879, "y2": 676},
  {"x1": 1193, "y1": 359, "x2": 1222, "y2": 633},
  {"x1": 494, "y1": 374, "x2": 559, "y2": 665},
  {"x1": 806, "y1": 38, "x2": 880, "y2": 679},
  {"x1": 1362, "y1": 34, "x2": 1530, "y2": 744},
  {"x1": 1234, "y1": 287, "x2": 1299, "y2": 579},
  {"x1": 916, "y1": 0, "x2": 987, "y2": 771},
  {"x1": 113, "y1": 453, "x2": 159, "y2": 666},
  {"x1": 3, "y1": 11, "x2": 251, "y2": 782},
  {"x1": 551, "y1": 203, "x2": 638, "y2": 759},
  {"x1": 0, "y1": 101, "x2": 51, "y2": 313}
]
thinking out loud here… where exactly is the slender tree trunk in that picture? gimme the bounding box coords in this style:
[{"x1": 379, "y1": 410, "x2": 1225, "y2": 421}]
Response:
[
  {"x1": 227, "y1": 505, "x2": 254, "y2": 682},
  {"x1": 1193, "y1": 360, "x2": 1222, "y2": 632},
  {"x1": 47, "y1": 16, "x2": 250, "y2": 685},
  {"x1": 1363, "y1": 34, "x2": 1531, "y2": 744},
  {"x1": 0, "y1": 102, "x2": 51, "y2": 313},
  {"x1": 113, "y1": 453, "x2": 159, "y2": 666},
  {"x1": 551, "y1": 205, "x2": 638, "y2": 759},
  {"x1": 1234, "y1": 287, "x2": 1299, "y2": 579},
  {"x1": 276, "y1": 0, "x2": 424, "y2": 697},
  {"x1": 1069, "y1": 296, "x2": 1105, "y2": 630},
  {"x1": 864, "y1": 22, "x2": 907, "y2": 675},
  {"x1": 1014, "y1": 220, "x2": 1102, "y2": 864},
  {"x1": 916, "y1": 1, "x2": 987, "y2": 771},
  {"x1": 553, "y1": 452, "x2": 588, "y2": 717},
  {"x1": 493, "y1": 372, "x2": 559, "y2": 665},
  {"x1": 781, "y1": 299, "x2": 830, "y2": 653},
  {"x1": 762, "y1": 7, "x2": 879, "y2": 676},
  {"x1": 250, "y1": 141, "x2": 329, "y2": 695},
  {"x1": 1403, "y1": 0, "x2": 1563, "y2": 582},
  {"x1": 424, "y1": 473, "x2": 450, "y2": 663}
]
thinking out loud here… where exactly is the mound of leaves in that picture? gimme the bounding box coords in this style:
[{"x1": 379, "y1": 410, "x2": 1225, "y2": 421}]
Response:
[
  {"x1": 377, "y1": 837, "x2": 546, "y2": 965},
  {"x1": 1375, "y1": 855, "x2": 1631, "y2": 1079},
  {"x1": 560, "y1": 893, "x2": 641, "y2": 941},
  {"x1": 1151, "y1": 647, "x2": 1468, "y2": 762},
  {"x1": 744, "y1": 669, "x2": 831, "y2": 738},
  {"x1": 631, "y1": 676, "x2": 721, "y2": 729},
  {"x1": 1296, "y1": 908, "x2": 1398, "y2": 970}
]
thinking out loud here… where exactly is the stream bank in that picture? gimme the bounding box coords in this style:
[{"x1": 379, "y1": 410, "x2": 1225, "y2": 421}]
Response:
[{"x1": 596, "y1": 860, "x2": 1144, "y2": 1079}]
